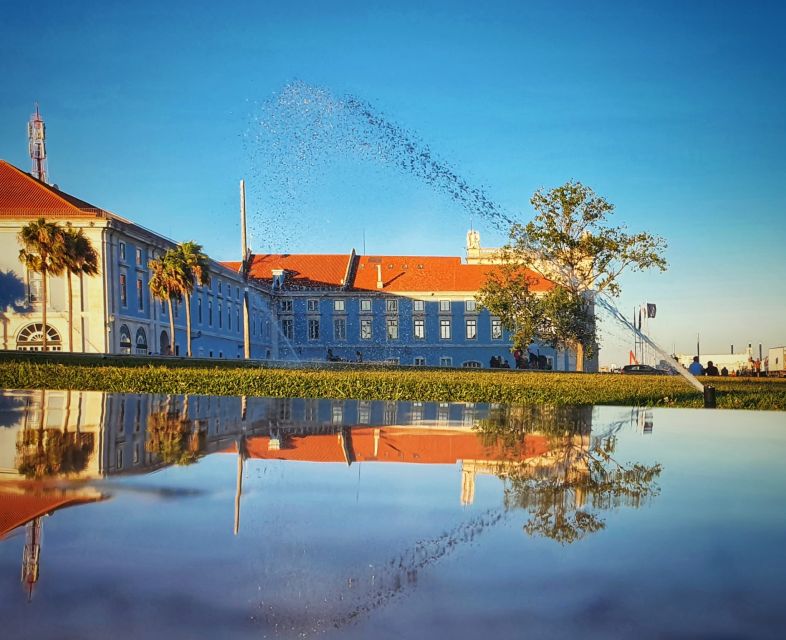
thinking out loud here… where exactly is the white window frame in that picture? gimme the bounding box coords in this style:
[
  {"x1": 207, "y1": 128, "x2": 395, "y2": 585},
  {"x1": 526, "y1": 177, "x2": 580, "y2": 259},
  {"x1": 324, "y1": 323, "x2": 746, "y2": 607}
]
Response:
[
  {"x1": 334, "y1": 299, "x2": 345, "y2": 312},
  {"x1": 491, "y1": 317, "x2": 503, "y2": 340},
  {"x1": 386, "y1": 298, "x2": 398, "y2": 313},
  {"x1": 360, "y1": 318, "x2": 372, "y2": 340},
  {"x1": 308, "y1": 318, "x2": 320, "y2": 340},
  {"x1": 360, "y1": 299, "x2": 372, "y2": 312},
  {"x1": 440, "y1": 356, "x2": 453, "y2": 367},
  {"x1": 414, "y1": 357, "x2": 426, "y2": 366},
  {"x1": 466, "y1": 318, "x2": 477, "y2": 340},
  {"x1": 413, "y1": 299, "x2": 425, "y2": 312},
  {"x1": 307, "y1": 299, "x2": 319, "y2": 312},
  {"x1": 387, "y1": 317, "x2": 399, "y2": 340},
  {"x1": 440, "y1": 318, "x2": 451, "y2": 340},
  {"x1": 465, "y1": 299, "x2": 476, "y2": 312},
  {"x1": 439, "y1": 299, "x2": 451, "y2": 312},
  {"x1": 413, "y1": 317, "x2": 425, "y2": 340},
  {"x1": 334, "y1": 317, "x2": 347, "y2": 340}
]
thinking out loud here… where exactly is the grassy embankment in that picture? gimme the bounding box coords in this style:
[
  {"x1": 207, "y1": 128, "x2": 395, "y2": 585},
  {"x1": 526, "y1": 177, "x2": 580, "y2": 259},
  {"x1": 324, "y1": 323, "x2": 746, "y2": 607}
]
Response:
[{"x1": 0, "y1": 352, "x2": 784, "y2": 410}]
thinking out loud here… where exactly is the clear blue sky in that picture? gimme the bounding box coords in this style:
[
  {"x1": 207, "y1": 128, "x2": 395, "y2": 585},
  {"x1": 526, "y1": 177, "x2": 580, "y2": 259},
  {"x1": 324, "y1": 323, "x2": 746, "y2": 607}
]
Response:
[{"x1": 1, "y1": 0, "x2": 784, "y2": 365}]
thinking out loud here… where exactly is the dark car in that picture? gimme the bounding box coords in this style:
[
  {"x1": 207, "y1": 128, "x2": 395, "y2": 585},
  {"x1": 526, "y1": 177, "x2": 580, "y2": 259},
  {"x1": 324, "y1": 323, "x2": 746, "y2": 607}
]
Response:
[{"x1": 621, "y1": 364, "x2": 667, "y2": 375}]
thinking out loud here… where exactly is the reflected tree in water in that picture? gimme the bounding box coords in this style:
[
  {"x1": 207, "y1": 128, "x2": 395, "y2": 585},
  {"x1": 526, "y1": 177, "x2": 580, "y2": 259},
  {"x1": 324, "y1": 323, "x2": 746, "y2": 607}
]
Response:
[
  {"x1": 145, "y1": 395, "x2": 206, "y2": 466},
  {"x1": 15, "y1": 394, "x2": 94, "y2": 478},
  {"x1": 477, "y1": 405, "x2": 662, "y2": 544}
]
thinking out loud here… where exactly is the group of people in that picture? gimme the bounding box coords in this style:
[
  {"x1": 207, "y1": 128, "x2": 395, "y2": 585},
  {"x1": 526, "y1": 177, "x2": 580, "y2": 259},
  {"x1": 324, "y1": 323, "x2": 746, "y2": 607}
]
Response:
[
  {"x1": 489, "y1": 349, "x2": 550, "y2": 370},
  {"x1": 326, "y1": 349, "x2": 364, "y2": 363},
  {"x1": 687, "y1": 356, "x2": 728, "y2": 377}
]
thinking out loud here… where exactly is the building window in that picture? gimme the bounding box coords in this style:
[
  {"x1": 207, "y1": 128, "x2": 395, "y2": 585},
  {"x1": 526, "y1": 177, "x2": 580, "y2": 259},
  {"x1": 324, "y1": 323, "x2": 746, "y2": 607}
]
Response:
[
  {"x1": 135, "y1": 247, "x2": 142, "y2": 265},
  {"x1": 16, "y1": 323, "x2": 62, "y2": 352},
  {"x1": 137, "y1": 278, "x2": 144, "y2": 311},
  {"x1": 198, "y1": 297, "x2": 203, "y2": 323},
  {"x1": 208, "y1": 299, "x2": 213, "y2": 326},
  {"x1": 440, "y1": 356, "x2": 453, "y2": 367},
  {"x1": 466, "y1": 318, "x2": 477, "y2": 340},
  {"x1": 174, "y1": 300, "x2": 179, "y2": 318},
  {"x1": 360, "y1": 318, "x2": 372, "y2": 340},
  {"x1": 462, "y1": 361, "x2": 482, "y2": 368},
  {"x1": 414, "y1": 357, "x2": 426, "y2": 366},
  {"x1": 119, "y1": 273, "x2": 127, "y2": 307},
  {"x1": 440, "y1": 318, "x2": 451, "y2": 340},
  {"x1": 308, "y1": 318, "x2": 320, "y2": 340},
  {"x1": 334, "y1": 299, "x2": 345, "y2": 312},
  {"x1": 358, "y1": 401, "x2": 371, "y2": 424},
  {"x1": 135, "y1": 328, "x2": 148, "y2": 355},
  {"x1": 26, "y1": 271, "x2": 42, "y2": 303},
  {"x1": 217, "y1": 281, "x2": 222, "y2": 295},
  {"x1": 281, "y1": 318, "x2": 293, "y2": 340},
  {"x1": 119, "y1": 324, "x2": 132, "y2": 354},
  {"x1": 385, "y1": 299, "x2": 398, "y2": 313},
  {"x1": 334, "y1": 318, "x2": 346, "y2": 340},
  {"x1": 119, "y1": 241, "x2": 126, "y2": 261},
  {"x1": 280, "y1": 299, "x2": 292, "y2": 313},
  {"x1": 227, "y1": 304, "x2": 232, "y2": 330},
  {"x1": 491, "y1": 318, "x2": 502, "y2": 340},
  {"x1": 465, "y1": 299, "x2": 476, "y2": 312},
  {"x1": 307, "y1": 299, "x2": 319, "y2": 312},
  {"x1": 413, "y1": 300, "x2": 425, "y2": 312},
  {"x1": 360, "y1": 299, "x2": 372, "y2": 312},
  {"x1": 439, "y1": 300, "x2": 451, "y2": 312},
  {"x1": 387, "y1": 318, "x2": 398, "y2": 340},
  {"x1": 413, "y1": 318, "x2": 425, "y2": 340},
  {"x1": 236, "y1": 308, "x2": 239, "y2": 332},
  {"x1": 218, "y1": 303, "x2": 222, "y2": 328}
]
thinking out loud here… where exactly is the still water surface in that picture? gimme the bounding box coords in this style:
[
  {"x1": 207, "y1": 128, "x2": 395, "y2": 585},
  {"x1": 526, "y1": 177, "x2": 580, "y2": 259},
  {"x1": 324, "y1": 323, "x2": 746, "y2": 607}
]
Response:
[{"x1": 1, "y1": 389, "x2": 784, "y2": 639}]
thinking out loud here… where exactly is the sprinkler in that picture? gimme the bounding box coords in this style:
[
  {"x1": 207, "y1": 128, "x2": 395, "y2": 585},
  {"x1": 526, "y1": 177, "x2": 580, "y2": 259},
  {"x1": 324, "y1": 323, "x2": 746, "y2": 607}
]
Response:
[{"x1": 703, "y1": 385, "x2": 716, "y2": 409}]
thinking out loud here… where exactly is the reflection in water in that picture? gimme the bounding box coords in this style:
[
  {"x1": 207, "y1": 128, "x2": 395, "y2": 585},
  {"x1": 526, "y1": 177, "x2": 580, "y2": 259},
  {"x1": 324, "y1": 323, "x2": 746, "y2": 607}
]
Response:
[
  {"x1": 478, "y1": 406, "x2": 662, "y2": 543},
  {"x1": 0, "y1": 389, "x2": 660, "y2": 619}
]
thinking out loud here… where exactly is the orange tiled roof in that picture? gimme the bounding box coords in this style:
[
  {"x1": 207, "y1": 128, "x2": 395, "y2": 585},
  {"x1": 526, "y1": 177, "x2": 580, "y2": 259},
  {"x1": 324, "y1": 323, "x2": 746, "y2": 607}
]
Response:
[
  {"x1": 0, "y1": 159, "x2": 107, "y2": 218},
  {"x1": 243, "y1": 253, "x2": 352, "y2": 290},
  {"x1": 353, "y1": 255, "x2": 552, "y2": 293},
  {"x1": 0, "y1": 487, "x2": 102, "y2": 539},
  {"x1": 241, "y1": 428, "x2": 550, "y2": 465},
  {"x1": 221, "y1": 253, "x2": 553, "y2": 293}
]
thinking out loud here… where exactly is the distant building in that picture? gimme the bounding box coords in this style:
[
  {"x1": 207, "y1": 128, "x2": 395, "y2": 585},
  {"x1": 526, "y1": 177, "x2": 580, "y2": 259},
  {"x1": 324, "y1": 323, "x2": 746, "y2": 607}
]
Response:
[{"x1": 0, "y1": 159, "x2": 587, "y2": 369}]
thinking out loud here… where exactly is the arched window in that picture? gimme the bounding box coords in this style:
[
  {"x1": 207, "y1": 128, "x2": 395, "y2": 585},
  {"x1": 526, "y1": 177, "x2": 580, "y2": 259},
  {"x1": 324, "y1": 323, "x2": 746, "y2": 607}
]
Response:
[
  {"x1": 119, "y1": 325, "x2": 132, "y2": 354},
  {"x1": 16, "y1": 323, "x2": 62, "y2": 352},
  {"x1": 135, "y1": 328, "x2": 148, "y2": 355},
  {"x1": 462, "y1": 361, "x2": 482, "y2": 369},
  {"x1": 159, "y1": 330, "x2": 170, "y2": 355}
]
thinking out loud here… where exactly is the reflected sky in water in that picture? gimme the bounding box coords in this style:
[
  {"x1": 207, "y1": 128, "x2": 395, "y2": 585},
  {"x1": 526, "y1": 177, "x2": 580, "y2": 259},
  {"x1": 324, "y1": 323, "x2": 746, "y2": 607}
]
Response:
[{"x1": 0, "y1": 390, "x2": 785, "y2": 639}]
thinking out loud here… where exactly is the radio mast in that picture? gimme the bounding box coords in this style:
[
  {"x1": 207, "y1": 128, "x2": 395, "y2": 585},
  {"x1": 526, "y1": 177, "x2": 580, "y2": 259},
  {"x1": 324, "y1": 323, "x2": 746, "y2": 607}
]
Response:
[{"x1": 28, "y1": 104, "x2": 48, "y2": 184}]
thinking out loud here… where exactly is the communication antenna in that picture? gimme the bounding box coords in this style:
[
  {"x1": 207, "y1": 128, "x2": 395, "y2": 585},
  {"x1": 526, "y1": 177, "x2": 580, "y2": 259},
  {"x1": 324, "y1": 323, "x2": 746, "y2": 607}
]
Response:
[{"x1": 28, "y1": 103, "x2": 49, "y2": 184}]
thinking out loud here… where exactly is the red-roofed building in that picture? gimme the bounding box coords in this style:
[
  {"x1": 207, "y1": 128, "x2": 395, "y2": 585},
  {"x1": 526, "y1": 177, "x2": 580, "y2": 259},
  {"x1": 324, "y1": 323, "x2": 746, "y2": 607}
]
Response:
[{"x1": 1, "y1": 149, "x2": 585, "y2": 369}]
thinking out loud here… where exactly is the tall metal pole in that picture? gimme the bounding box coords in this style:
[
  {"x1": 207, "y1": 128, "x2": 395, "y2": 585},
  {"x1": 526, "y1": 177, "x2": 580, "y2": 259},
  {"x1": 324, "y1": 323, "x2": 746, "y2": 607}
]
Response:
[{"x1": 240, "y1": 180, "x2": 250, "y2": 360}]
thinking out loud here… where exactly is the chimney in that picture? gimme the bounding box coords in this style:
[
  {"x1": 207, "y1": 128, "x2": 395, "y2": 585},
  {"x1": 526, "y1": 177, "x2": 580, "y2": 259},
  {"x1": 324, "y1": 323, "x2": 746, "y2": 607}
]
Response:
[{"x1": 376, "y1": 264, "x2": 383, "y2": 289}]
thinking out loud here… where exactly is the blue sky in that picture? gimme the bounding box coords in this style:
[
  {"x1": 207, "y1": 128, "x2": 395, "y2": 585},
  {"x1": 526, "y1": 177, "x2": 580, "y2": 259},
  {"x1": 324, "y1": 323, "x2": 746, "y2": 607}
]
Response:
[{"x1": 1, "y1": 0, "x2": 784, "y2": 364}]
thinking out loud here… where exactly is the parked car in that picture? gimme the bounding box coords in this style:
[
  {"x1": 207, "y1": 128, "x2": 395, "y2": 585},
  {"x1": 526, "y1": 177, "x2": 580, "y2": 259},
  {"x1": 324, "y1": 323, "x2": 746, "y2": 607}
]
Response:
[{"x1": 621, "y1": 364, "x2": 667, "y2": 375}]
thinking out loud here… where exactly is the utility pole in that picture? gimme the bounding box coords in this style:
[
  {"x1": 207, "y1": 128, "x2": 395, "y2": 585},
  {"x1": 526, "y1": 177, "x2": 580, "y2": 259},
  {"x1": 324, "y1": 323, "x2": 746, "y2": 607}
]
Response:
[{"x1": 240, "y1": 180, "x2": 251, "y2": 360}]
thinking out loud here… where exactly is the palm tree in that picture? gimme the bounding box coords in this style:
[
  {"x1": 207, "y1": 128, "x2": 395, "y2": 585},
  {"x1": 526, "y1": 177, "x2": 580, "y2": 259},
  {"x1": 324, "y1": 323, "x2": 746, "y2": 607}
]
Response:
[
  {"x1": 18, "y1": 218, "x2": 66, "y2": 351},
  {"x1": 61, "y1": 225, "x2": 99, "y2": 352},
  {"x1": 170, "y1": 241, "x2": 210, "y2": 358},
  {"x1": 148, "y1": 252, "x2": 180, "y2": 355}
]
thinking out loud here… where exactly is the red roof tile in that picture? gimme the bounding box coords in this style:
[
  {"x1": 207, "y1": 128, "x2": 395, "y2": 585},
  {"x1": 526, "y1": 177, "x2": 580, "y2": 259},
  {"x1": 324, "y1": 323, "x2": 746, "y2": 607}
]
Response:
[
  {"x1": 0, "y1": 159, "x2": 107, "y2": 218},
  {"x1": 353, "y1": 255, "x2": 552, "y2": 293},
  {"x1": 0, "y1": 487, "x2": 102, "y2": 539},
  {"x1": 241, "y1": 253, "x2": 353, "y2": 290},
  {"x1": 240, "y1": 428, "x2": 550, "y2": 465},
  {"x1": 220, "y1": 252, "x2": 553, "y2": 293}
]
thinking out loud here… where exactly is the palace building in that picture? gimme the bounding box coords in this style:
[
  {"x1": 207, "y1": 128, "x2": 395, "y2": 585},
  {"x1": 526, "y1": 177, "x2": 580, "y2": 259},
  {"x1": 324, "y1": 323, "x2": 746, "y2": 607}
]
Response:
[{"x1": 0, "y1": 158, "x2": 587, "y2": 370}]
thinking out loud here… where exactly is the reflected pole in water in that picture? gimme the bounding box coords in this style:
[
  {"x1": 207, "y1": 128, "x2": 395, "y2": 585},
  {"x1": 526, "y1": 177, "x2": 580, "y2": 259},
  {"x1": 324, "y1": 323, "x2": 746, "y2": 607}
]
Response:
[{"x1": 234, "y1": 436, "x2": 247, "y2": 536}]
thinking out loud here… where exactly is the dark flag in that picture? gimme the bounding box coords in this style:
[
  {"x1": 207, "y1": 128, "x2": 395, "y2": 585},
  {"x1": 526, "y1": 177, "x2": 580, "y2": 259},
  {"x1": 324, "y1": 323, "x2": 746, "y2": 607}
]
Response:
[{"x1": 647, "y1": 303, "x2": 657, "y2": 318}]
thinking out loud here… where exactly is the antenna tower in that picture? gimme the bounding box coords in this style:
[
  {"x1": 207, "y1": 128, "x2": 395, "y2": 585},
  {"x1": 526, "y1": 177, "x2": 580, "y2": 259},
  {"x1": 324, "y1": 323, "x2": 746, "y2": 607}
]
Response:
[{"x1": 28, "y1": 104, "x2": 48, "y2": 184}]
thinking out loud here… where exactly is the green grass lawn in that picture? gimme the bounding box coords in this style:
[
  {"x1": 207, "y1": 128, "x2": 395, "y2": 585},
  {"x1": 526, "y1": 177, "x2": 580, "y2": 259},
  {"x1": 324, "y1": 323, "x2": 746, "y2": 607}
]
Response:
[{"x1": 1, "y1": 352, "x2": 784, "y2": 410}]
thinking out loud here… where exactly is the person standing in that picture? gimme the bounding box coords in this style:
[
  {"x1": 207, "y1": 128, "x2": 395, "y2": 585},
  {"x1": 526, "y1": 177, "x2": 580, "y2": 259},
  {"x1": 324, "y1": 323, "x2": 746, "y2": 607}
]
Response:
[
  {"x1": 688, "y1": 356, "x2": 704, "y2": 376},
  {"x1": 705, "y1": 360, "x2": 720, "y2": 376}
]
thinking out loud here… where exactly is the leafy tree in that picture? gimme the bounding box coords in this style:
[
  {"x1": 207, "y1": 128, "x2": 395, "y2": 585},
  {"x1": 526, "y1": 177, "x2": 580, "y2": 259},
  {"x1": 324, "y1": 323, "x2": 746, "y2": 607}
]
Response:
[
  {"x1": 169, "y1": 241, "x2": 210, "y2": 358},
  {"x1": 478, "y1": 182, "x2": 667, "y2": 371},
  {"x1": 61, "y1": 225, "x2": 99, "y2": 352},
  {"x1": 18, "y1": 218, "x2": 66, "y2": 351},
  {"x1": 145, "y1": 400, "x2": 205, "y2": 466},
  {"x1": 148, "y1": 252, "x2": 181, "y2": 355}
]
